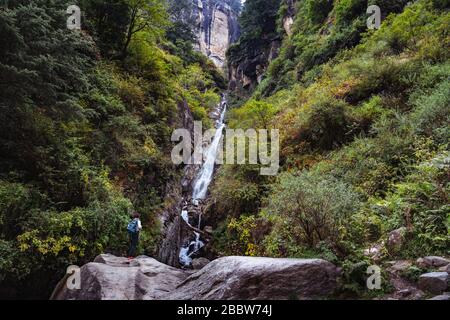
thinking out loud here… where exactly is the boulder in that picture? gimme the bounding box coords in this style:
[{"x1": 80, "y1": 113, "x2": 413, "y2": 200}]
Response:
[
  {"x1": 417, "y1": 256, "x2": 450, "y2": 269},
  {"x1": 425, "y1": 256, "x2": 450, "y2": 268},
  {"x1": 428, "y1": 294, "x2": 450, "y2": 300},
  {"x1": 51, "y1": 255, "x2": 340, "y2": 300},
  {"x1": 386, "y1": 260, "x2": 412, "y2": 273},
  {"x1": 438, "y1": 264, "x2": 450, "y2": 272},
  {"x1": 93, "y1": 253, "x2": 130, "y2": 267},
  {"x1": 418, "y1": 272, "x2": 449, "y2": 294},
  {"x1": 50, "y1": 255, "x2": 190, "y2": 300},
  {"x1": 171, "y1": 256, "x2": 340, "y2": 300},
  {"x1": 192, "y1": 257, "x2": 210, "y2": 270}
]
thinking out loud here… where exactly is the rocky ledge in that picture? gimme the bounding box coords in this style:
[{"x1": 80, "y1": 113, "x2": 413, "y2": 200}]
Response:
[{"x1": 51, "y1": 254, "x2": 340, "y2": 300}]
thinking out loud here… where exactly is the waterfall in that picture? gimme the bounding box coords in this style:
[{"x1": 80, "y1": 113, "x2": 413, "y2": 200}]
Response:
[
  {"x1": 179, "y1": 96, "x2": 227, "y2": 267},
  {"x1": 192, "y1": 107, "x2": 227, "y2": 200}
]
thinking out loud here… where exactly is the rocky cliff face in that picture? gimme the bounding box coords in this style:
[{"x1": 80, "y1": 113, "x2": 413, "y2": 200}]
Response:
[
  {"x1": 191, "y1": 0, "x2": 240, "y2": 69},
  {"x1": 154, "y1": 100, "x2": 199, "y2": 267},
  {"x1": 228, "y1": 0, "x2": 296, "y2": 92}
]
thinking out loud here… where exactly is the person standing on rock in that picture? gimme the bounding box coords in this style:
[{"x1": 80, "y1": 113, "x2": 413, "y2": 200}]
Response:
[{"x1": 127, "y1": 212, "x2": 142, "y2": 259}]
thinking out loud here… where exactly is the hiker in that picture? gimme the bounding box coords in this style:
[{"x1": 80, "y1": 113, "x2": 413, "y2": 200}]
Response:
[{"x1": 127, "y1": 212, "x2": 142, "y2": 259}]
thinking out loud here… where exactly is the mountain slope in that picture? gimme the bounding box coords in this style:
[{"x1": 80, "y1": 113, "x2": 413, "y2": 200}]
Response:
[{"x1": 210, "y1": 0, "x2": 450, "y2": 297}]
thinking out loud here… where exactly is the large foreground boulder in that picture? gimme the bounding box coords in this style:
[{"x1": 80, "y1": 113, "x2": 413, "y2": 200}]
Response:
[
  {"x1": 50, "y1": 254, "x2": 191, "y2": 300},
  {"x1": 51, "y1": 254, "x2": 340, "y2": 300},
  {"x1": 171, "y1": 256, "x2": 340, "y2": 300}
]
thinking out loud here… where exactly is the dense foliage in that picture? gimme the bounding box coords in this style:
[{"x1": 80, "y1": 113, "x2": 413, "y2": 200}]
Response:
[
  {"x1": 1, "y1": 0, "x2": 449, "y2": 300},
  {"x1": 213, "y1": 0, "x2": 450, "y2": 296},
  {"x1": 227, "y1": 0, "x2": 282, "y2": 66},
  {"x1": 0, "y1": 0, "x2": 223, "y2": 298}
]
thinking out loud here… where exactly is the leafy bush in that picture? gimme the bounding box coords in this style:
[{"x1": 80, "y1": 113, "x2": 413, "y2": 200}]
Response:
[
  {"x1": 368, "y1": 153, "x2": 450, "y2": 257},
  {"x1": 285, "y1": 95, "x2": 352, "y2": 153},
  {"x1": 304, "y1": 0, "x2": 333, "y2": 25},
  {"x1": 264, "y1": 170, "x2": 362, "y2": 252},
  {"x1": 208, "y1": 165, "x2": 268, "y2": 219},
  {"x1": 411, "y1": 79, "x2": 450, "y2": 145}
]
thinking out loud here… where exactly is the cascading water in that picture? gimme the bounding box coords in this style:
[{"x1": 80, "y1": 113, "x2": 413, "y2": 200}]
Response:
[
  {"x1": 179, "y1": 96, "x2": 227, "y2": 267},
  {"x1": 192, "y1": 108, "x2": 227, "y2": 200}
]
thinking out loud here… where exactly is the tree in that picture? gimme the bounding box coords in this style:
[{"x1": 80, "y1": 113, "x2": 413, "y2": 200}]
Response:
[
  {"x1": 230, "y1": 100, "x2": 276, "y2": 129},
  {"x1": 121, "y1": 0, "x2": 168, "y2": 59},
  {"x1": 165, "y1": 0, "x2": 196, "y2": 61},
  {"x1": 80, "y1": 0, "x2": 131, "y2": 57},
  {"x1": 239, "y1": 0, "x2": 281, "y2": 42},
  {"x1": 227, "y1": 0, "x2": 281, "y2": 66}
]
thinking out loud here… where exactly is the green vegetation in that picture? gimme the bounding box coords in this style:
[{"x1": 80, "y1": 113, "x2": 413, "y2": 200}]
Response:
[
  {"x1": 0, "y1": 0, "x2": 223, "y2": 298},
  {"x1": 1, "y1": 0, "x2": 449, "y2": 300},
  {"x1": 215, "y1": 0, "x2": 450, "y2": 295},
  {"x1": 227, "y1": 0, "x2": 281, "y2": 69}
]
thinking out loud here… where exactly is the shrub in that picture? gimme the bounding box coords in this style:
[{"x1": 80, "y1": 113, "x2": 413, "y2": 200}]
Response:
[
  {"x1": 208, "y1": 165, "x2": 267, "y2": 219},
  {"x1": 350, "y1": 95, "x2": 386, "y2": 127},
  {"x1": 264, "y1": 170, "x2": 362, "y2": 252},
  {"x1": 411, "y1": 80, "x2": 450, "y2": 145},
  {"x1": 288, "y1": 96, "x2": 352, "y2": 152},
  {"x1": 368, "y1": 152, "x2": 450, "y2": 257},
  {"x1": 334, "y1": 0, "x2": 367, "y2": 26},
  {"x1": 304, "y1": 0, "x2": 333, "y2": 25},
  {"x1": 227, "y1": 215, "x2": 259, "y2": 256}
]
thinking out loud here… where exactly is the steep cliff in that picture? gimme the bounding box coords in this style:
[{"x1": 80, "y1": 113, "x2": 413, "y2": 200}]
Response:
[
  {"x1": 227, "y1": 0, "x2": 293, "y2": 93},
  {"x1": 191, "y1": 0, "x2": 241, "y2": 69}
]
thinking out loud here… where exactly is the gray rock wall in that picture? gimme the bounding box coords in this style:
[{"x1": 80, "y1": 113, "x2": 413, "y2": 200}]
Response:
[{"x1": 192, "y1": 0, "x2": 240, "y2": 69}]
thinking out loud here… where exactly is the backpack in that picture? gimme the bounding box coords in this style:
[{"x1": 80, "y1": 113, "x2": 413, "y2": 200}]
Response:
[{"x1": 127, "y1": 219, "x2": 139, "y2": 233}]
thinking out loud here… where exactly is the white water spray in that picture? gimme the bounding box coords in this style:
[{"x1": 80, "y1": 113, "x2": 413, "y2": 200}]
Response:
[{"x1": 179, "y1": 96, "x2": 227, "y2": 266}]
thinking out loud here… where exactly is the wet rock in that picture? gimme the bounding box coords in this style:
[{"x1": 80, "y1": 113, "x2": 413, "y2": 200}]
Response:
[
  {"x1": 155, "y1": 100, "x2": 197, "y2": 268},
  {"x1": 192, "y1": 258, "x2": 211, "y2": 270},
  {"x1": 418, "y1": 272, "x2": 449, "y2": 294}
]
